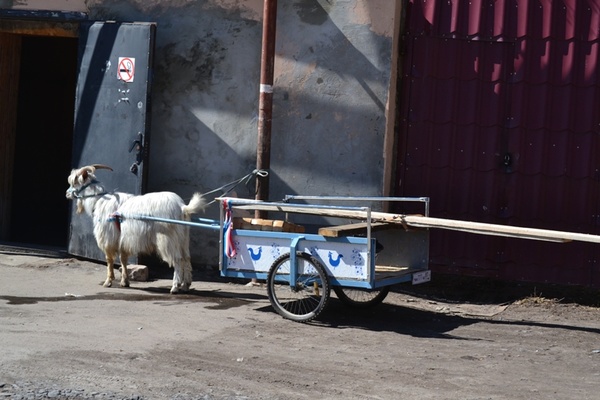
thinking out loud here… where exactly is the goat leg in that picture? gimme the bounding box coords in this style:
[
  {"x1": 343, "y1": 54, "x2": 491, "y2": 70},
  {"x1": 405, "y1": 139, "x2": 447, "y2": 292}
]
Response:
[
  {"x1": 170, "y1": 264, "x2": 183, "y2": 294},
  {"x1": 119, "y1": 251, "x2": 130, "y2": 288},
  {"x1": 181, "y1": 257, "x2": 193, "y2": 292},
  {"x1": 103, "y1": 255, "x2": 115, "y2": 287}
]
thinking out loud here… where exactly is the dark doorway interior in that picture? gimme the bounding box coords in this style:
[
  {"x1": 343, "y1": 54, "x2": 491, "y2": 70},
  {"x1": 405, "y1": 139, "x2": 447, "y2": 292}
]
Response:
[{"x1": 9, "y1": 35, "x2": 77, "y2": 247}]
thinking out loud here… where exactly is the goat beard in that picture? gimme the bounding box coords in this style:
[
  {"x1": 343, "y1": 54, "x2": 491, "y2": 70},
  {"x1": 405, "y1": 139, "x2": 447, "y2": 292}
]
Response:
[{"x1": 76, "y1": 199, "x2": 85, "y2": 214}]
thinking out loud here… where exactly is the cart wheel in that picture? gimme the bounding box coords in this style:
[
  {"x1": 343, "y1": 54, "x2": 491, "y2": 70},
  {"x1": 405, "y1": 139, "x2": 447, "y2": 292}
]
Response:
[
  {"x1": 333, "y1": 286, "x2": 390, "y2": 308},
  {"x1": 267, "y1": 252, "x2": 330, "y2": 322}
]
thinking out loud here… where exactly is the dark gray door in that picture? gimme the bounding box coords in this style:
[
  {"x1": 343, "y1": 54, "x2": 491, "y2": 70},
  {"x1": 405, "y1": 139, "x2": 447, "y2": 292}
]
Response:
[{"x1": 68, "y1": 21, "x2": 155, "y2": 261}]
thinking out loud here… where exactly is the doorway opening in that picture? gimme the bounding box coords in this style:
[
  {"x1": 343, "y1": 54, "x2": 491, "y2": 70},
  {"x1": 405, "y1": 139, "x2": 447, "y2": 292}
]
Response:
[{"x1": 6, "y1": 35, "x2": 78, "y2": 248}]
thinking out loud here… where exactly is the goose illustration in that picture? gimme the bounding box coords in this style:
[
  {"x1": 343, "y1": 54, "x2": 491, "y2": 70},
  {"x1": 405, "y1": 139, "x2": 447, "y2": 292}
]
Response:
[
  {"x1": 328, "y1": 251, "x2": 343, "y2": 267},
  {"x1": 248, "y1": 246, "x2": 262, "y2": 261}
]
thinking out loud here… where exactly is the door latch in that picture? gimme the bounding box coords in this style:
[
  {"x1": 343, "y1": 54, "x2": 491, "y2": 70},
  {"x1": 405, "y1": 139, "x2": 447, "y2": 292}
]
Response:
[
  {"x1": 129, "y1": 132, "x2": 144, "y2": 175},
  {"x1": 502, "y1": 152, "x2": 513, "y2": 173}
]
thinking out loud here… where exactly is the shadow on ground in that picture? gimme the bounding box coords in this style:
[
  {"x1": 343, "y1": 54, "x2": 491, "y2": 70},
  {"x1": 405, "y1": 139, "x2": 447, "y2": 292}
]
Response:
[{"x1": 392, "y1": 273, "x2": 600, "y2": 307}]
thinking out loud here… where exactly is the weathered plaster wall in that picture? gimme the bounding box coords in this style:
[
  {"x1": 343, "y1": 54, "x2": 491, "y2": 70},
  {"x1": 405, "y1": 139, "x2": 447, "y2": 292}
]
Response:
[
  {"x1": 270, "y1": 0, "x2": 395, "y2": 199},
  {"x1": 1, "y1": 0, "x2": 87, "y2": 12},
  {"x1": 85, "y1": 0, "x2": 264, "y2": 263},
  {"x1": 6, "y1": 0, "x2": 398, "y2": 265},
  {"x1": 86, "y1": 0, "x2": 263, "y2": 195}
]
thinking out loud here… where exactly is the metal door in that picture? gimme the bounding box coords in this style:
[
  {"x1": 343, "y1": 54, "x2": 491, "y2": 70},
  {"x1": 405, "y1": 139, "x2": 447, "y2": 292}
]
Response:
[
  {"x1": 397, "y1": 33, "x2": 515, "y2": 267},
  {"x1": 396, "y1": 1, "x2": 600, "y2": 287},
  {"x1": 68, "y1": 21, "x2": 155, "y2": 261}
]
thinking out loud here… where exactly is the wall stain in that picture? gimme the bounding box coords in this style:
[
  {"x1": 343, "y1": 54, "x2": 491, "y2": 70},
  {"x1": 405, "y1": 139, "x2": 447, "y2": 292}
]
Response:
[
  {"x1": 293, "y1": 0, "x2": 330, "y2": 25},
  {"x1": 155, "y1": 37, "x2": 225, "y2": 93},
  {"x1": 0, "y1": 0, "x2": 14, "y2": 9}
]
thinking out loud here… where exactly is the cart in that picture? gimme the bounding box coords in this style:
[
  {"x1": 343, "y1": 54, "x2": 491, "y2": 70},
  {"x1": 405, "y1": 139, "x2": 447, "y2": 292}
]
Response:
[{"x1": 218, "y1": 196, "x2": 432, "y2": 322}]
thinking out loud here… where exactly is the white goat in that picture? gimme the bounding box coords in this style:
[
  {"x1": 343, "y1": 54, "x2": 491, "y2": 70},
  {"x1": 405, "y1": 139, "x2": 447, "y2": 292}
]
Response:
[{"x1": 66, "y1": 164, "x2": 206, "y2": 293}]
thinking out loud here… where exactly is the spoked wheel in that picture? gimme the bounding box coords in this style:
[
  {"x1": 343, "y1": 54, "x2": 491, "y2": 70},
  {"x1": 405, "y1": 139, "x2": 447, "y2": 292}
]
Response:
[
  {"x1": 333, "y1": 286, "x2": 390, "y2": 308},
  {"x1": 267, "y1": 252, "x2": 330, "y2": 322}
]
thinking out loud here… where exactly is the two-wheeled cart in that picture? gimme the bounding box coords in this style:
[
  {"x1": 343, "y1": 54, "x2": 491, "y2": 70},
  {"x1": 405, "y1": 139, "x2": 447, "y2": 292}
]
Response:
[{"x1": 218, "y1": 196, "x2": 432, "y2": 322}]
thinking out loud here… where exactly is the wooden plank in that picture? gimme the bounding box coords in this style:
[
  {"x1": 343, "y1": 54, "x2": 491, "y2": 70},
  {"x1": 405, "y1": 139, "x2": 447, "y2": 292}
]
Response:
[
  {"x1": 235, "y1": 203, "x2": 397, "y2": 221},
  {"x1": 232, "y1": 217, "x2": 304, "y2": 233},
  {"x1": 401, "y1": 216, "x2": 591, "y2": 243},
  {"x1": 0, "y1": 20, "x2": 80, "y2": 38},
  {"x1": 374, "y1": 265, "x2": 411, "y2": 280},
  {"x1": 234, "y1": 203, "x2": 600, "y2": 244},
  {"x1": 375, "y1": 265, "x2": 409, "y2": 272},
  {"x1": 318, "y1": 222, "x2": 392, "y2": 237}
]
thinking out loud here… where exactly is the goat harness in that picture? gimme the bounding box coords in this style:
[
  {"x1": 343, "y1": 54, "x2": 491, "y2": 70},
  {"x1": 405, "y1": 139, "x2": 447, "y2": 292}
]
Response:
[
  {"x1": 108, "y1": 212, "x2": 123, "y2": 231},
  {"x1": 67, "y1": 179, "x2": 108, "y2": 199}
]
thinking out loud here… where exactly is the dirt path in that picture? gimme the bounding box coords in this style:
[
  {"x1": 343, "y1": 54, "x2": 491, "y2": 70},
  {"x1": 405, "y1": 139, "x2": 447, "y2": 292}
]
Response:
[{"x1": 1, "y1": 254, "x2": 599, "y2": 399}]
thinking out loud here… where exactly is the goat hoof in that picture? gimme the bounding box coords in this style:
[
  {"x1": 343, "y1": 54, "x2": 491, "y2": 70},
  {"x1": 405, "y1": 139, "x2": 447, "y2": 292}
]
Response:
[
  {"x1": 170, "y1": 287, "x2": 179, "y2": 294},
  {"x1": 103, "y1": 280, "x2": 113, "y2": 287},
  {"x1": 120, "y1": 281, "x2": 130, "y2": 288}
]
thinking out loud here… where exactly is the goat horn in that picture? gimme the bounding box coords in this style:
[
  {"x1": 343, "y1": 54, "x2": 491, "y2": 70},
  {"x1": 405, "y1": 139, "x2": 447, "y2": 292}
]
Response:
[{"x1": 90, "y1": 164, "x2": 113, "y2": 172}]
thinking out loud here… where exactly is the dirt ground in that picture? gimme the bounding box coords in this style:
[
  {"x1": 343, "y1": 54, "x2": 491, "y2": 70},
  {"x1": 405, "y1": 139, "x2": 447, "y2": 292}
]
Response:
[{"x1": 1, "y1": 251, "x2": 599, "y2": 399}]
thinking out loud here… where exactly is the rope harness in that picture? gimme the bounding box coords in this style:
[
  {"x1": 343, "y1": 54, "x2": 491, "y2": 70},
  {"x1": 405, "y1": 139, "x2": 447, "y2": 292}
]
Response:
[
  {"x1": 195, "y1": 169, "x2": 269, "y2": 258},
  {"x1": 66, "y1": 179, "x2": 108, "y2": 199},
  {"x1": 202, "y1": 169, "x2": 269, "y2": 206},
  {"x1": 108, "y1": 212, "x2": 122, "y2": 231}
]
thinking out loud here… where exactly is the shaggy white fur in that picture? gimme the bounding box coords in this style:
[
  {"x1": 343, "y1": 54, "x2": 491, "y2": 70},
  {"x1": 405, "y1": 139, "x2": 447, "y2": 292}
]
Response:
[{"x1": 66, "y1": 164, "x2": 205, "y2": 293}]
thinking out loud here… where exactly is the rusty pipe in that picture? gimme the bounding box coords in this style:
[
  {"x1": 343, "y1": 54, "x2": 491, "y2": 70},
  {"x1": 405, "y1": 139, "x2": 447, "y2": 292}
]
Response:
[{"x1": 255, "y1": 0, "x2": 278, "y2": 218}]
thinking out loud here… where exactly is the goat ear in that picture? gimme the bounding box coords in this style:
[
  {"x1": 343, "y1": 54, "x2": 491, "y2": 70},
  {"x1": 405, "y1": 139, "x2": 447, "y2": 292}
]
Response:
[{"x1": 77, "y1": 165, "x2": 96, "y2": 182}]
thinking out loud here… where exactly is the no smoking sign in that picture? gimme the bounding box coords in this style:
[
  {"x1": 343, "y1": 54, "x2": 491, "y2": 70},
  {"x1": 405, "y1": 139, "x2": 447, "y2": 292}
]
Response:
[{"x1": 117, "y1": 57, "x2": 135, "y2": 83}]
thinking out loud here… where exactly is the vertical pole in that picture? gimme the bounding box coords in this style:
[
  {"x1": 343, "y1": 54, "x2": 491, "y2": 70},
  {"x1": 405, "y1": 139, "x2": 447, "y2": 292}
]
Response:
[{"x1": 255, "y1": 0, "x2": 278, "y2": 218}]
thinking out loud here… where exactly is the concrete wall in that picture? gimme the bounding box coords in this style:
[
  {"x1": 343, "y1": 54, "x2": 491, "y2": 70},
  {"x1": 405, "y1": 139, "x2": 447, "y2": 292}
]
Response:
[
  {"x1": 5, "y1": 0, "x2": 399, "y2": 266},
  {"x1": 271, "y1": 1, "x2": 397, "y2": 199},
  {"x1": 84, "y1": 0, "x2": 266, "y2": 263},
  {"x1": 2, "y1": 0, "x2": 87, "y2": 12}
]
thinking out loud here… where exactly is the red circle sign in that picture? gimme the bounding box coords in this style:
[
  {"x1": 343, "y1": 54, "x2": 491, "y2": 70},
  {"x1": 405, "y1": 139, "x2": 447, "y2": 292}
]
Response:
[{"x1": 118, "y1": 57, "x2": 135, "y2": 82}]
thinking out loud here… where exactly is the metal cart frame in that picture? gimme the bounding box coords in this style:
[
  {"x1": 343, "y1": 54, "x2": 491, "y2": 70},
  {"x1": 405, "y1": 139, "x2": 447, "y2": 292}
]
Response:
[{"x1": 218, "y1": 196, "x2": 432, "y2": 322}]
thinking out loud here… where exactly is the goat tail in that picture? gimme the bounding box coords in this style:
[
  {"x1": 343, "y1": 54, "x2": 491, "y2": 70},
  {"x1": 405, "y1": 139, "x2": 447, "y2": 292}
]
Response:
[{"x1": 183, "y1": 192, "x2": 206, "y2": 217}]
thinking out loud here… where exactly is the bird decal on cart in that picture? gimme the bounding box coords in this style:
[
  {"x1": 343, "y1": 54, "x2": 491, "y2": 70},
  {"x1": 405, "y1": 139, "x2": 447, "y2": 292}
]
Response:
[
  {"x1": 328, "y1": 251, "x2": 343, "y2": 267},
  {"x1": 249, "y1": 246, "x2": 262, "y2": 261}
]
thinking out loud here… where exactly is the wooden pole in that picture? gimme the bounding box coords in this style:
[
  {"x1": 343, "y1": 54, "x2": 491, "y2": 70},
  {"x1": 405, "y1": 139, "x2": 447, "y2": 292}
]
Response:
[
  {"x1": 255, "y1": 0, "x2": 278, "y2": 218},
  {"x1": 236, "y1": 203, "x2": 600, "y2": 244}
]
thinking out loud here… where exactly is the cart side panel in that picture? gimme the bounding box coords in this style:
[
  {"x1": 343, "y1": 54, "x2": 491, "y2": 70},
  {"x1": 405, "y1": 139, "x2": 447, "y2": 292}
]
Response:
[
  {"x1": 374, "y1": 228, "x2": 429, "y2": 270},
  {"x1": 226, "y1": 235, "x2": 291, "y2": 273},
  {"x1": 304, "y1": 239, "x2": 371, "y2": 281},
  {"x1": 222, "y1": 230, "x2": 372, "y2": 280}
]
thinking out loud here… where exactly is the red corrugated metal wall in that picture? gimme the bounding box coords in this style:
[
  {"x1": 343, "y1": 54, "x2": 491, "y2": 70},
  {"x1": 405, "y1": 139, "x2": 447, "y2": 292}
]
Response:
[{"x1": 397, "y1": 0, "x2": 600, "y2": 287}]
